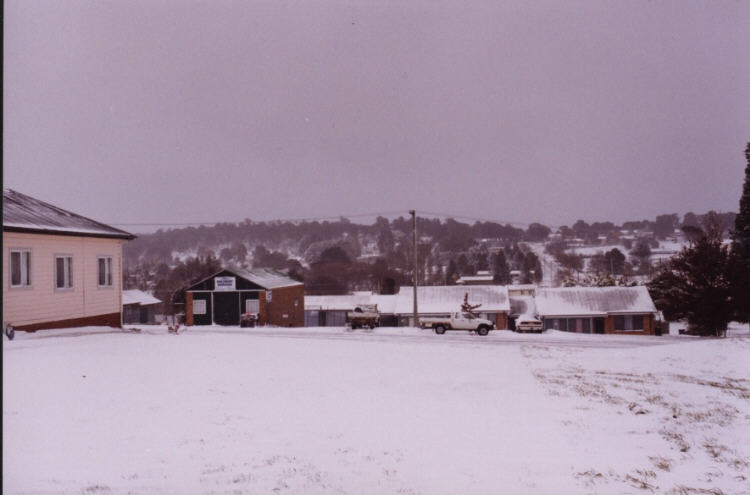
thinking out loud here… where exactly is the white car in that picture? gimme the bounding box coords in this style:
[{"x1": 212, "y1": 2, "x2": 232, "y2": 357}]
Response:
[{"x1": 516, "y1": 315, "x2": 543, "y2": 333}]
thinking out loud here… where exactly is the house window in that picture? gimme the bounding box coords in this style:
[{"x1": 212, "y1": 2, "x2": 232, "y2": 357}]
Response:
[
  {"x1": 10, "y1": 249, "x2": 32, "y2": 287},
  {"x1": 55, "y1": 255, "x2": 73, "y2": 289},
  {"x1": 98, "y1": 256, "x2": 113, "y2": 287},
  {"x1": 581, "y1": 318, "x2": 591, "y2": 333},
  {"x1": 614, "y1": 315, "x2": 644, "y2": 331},
  {"x1": 245, "y1": 299, "x2": 259, "y2": 314},
  {"x1": 194, "y1": 299, "x2": 207, "y2": 315}
]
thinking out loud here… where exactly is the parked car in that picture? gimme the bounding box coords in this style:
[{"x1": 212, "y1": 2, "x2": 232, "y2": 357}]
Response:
[
  {"x1": 516, "y1": 315, "x2": 543, "y2": 333},
  {"x1": 419, "y1": 312, "x2": 494, "y2": 336},
  {"x1": 240, "y1": 312, "x2": 258, "y2": 327}
]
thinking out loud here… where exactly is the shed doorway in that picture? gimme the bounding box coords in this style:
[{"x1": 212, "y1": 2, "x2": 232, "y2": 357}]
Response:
[{"x1": 214, "y1": 292, "x2": 240, "y2": 325}]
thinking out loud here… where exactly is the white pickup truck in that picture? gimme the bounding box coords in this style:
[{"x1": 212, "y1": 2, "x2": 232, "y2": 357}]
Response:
[{"x1": 420, "y1": 312, "x2": 494, "y2": 336}]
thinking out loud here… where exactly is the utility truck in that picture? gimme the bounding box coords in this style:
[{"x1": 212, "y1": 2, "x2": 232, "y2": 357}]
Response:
[
  {"x1": 420, "y1": 312, "x2": 494, "y2": 336},
  {"x1": 346, "y1": 304, "x2": 380, "y2": 329}
]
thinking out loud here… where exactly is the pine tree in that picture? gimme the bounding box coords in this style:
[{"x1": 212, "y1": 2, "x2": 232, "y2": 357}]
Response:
[
  {"x1": 491, "y1": 251, "x2": 511, "y2": 284},
  {"x1": 648, "y1": 215, "x2": 734, "y2": 336},
  {"x1": 730, "y1": 142, "x2": 750, "y2": 322}
]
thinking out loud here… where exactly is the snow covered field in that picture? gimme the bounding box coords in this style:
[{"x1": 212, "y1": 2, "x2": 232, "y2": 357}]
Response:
[{"x1": 4, "y1": 325, "x2": 749, "y2": 495}]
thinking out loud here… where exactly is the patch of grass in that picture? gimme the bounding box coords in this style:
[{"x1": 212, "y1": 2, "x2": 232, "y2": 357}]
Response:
[
  {"x1": 666, "y1": 485, "x2": 725, "y2": 495},
  {"x1": 625, "y1": 469, "x2": 658, "y2": 491},
  {"x1": 649, "y1": 456, "x2": 673, "y2": 472},
  {"x1": 660, "y1": 428, "x2": 691, "y2": 453},
  {"x1": 81, "y1": 485, "x2": 111, "y2": 494}
]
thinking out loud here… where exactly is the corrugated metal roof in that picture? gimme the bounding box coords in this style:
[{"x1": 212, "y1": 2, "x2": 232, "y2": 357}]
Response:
[
  {"x1": 122, "y1": 290, "x2": 162, "y2": 306},
  {"x1": 227, "y1": 267, "x2": 303, "y2": 289},
  {"x1": 535, "y1": 286, "x2": 657, "y2": 317},
  {"x1": 395, "y1": 285, "x2": 510, "y2": 314},
  {"x1": 304, "y1": 292, "x2": 399, "y2": 313},
  {"x1": 3, "y1": 189, "x2": 135, "y2": 240}
]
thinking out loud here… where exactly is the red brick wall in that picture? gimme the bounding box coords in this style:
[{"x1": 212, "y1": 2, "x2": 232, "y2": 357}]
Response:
[
  {"x1": 186, "y1": 292, "x2": 194, "y2": 326},
  {"x1": 604, "y1": 314, "x2": 655, "y2": 335},
  {"x1": 265, "y1": 286, "x2": 304, "y2": 327}
]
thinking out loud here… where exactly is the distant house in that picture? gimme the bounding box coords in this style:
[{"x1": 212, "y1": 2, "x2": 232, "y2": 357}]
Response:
[
  {"x1": 507, "y1": 284, "x2": 536, "y2": 297},
  {"x1": 185, "y1": 268, "x2": 304, "y2": 327},
  {"x1": 395, "y1": 285, "x2": 510, "y2": 329},
  {"x1": 122, "y1": 290, "x2": 161, "y2": 324},
  {"x1": 534, "y1": 286, "x2": 658, "y2": 335},
  {"x1": 3, "y1": 189, "x2": 135, "y2": 331},
  {"x1": 304, "y1": 292, "x2": 398, "y2": 327},
  {"x1": 456, "y1": 270, "x2": 494, "y2": 285},
  {"x1": 304, "y1": 292, "x2": 373, "y2": 327}
]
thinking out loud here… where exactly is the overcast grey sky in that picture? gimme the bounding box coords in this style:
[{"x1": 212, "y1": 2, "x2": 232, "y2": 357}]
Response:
[{"x1": 4, "y1": 0, "x2": 749, "y2": 231}]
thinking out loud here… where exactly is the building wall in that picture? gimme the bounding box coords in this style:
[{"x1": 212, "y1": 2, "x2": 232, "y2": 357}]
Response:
[
  {"x1": 3, "y1": 231, "x2": 124, "y2": 329},
  {"x1": 265, "y1": 285, "x2": 304, "y2": 327},
  {"x1": 186, "y1": 284, "x2": 303, "y2": 327},
  {"x1": 604, "y1": 314, "x2": 655, "y2": 335},
  {"x1": 542, "y1": 314, "x2": 656, "y2": 335}
]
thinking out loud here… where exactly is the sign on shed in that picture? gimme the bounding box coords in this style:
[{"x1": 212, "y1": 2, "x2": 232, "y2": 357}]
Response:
[{"x1": 214, "y1": 276, "x2": 236, "y2": 291}]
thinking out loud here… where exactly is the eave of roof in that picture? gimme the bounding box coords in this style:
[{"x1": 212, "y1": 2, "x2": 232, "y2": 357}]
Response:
[{"x1": 3, "y1": 189, "x2": 136, "y2": 240}]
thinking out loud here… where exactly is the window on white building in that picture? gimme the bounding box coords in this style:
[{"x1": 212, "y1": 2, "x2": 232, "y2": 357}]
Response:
[
  {"x1": 55, "y1": 255, "x2": 73, "y2": 289},
  {"x1": 10, "y1": 249, "x2": 31, "y2": 287},
  {"x1": 98, "y1": 256, "x2": 113, "y2": 287}
]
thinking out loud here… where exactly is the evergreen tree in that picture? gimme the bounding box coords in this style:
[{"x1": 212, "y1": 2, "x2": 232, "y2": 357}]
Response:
[
  {"x1": 491, "y1": 251, "x2": 511, "y2": 284},
  {"x1": 648, "y1": 216, "x2": 734, "y2": 336},
  {"x1": 445, "y1": 259, "x2": 458, "y2": 285},
  {"x1": 731, "y1": 142, "x2": 750, "y2": 322}
]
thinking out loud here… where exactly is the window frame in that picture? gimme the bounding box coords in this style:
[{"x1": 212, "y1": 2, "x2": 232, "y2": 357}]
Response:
[
  {"x1": 97, "y1": 255, "x2": 114, "y2": 288},
  {"x1": 9, "y1": 248, "x2": 32, "y2": 288},
  {"x1": 614, "y1": 315, "x2": 644, "y2": 332},
  {"x1": 54, "y1": 254, "x2": 74, "y2": 290},
  {"x1": 245, "y1": 299, "x2": 259, "y2": 314},
  {"x1": 193, "y1": 299, "x2": 207, "y2": 315}
]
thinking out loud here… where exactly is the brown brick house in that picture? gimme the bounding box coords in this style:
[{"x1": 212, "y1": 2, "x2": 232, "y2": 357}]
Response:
[
  {"x1": 185, "y1": 268, "x2": 303, "y2": 327},
  {"x1": 534, "y1": 286, "x2": 658, "y2": 335}
]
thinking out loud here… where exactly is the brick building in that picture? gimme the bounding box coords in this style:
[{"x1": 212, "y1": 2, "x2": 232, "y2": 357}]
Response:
[
  {"x1": 534, "y1": 286, "x2": 658, "y2": 335},
  {"x1": 185, "y1": 268, "x2": 304, "y2": 327}
]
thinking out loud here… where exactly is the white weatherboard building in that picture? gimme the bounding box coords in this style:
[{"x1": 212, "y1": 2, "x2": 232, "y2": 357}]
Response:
[{"x1": 3, "y1": 189, "x2": 135, "y2": 331}]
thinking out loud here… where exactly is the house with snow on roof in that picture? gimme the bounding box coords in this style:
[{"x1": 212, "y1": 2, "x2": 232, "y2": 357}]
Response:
[
  {"x1": 185, "y1": 267, "x2": 304, "y2": 327},
  {"x1": 122, "y1": 289, "x2": 162, "y2": 324},
  {"x1": 534, "y1": 286, "x2": 658, "y2": 335},
  {"x1": 3, "y1": 189, "x2": 136, "y2": 331}
]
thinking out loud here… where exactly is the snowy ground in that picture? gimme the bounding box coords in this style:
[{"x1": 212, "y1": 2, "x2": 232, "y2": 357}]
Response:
[{"x1": 4, "y1": 324, "x2": 749, "y2": 495}]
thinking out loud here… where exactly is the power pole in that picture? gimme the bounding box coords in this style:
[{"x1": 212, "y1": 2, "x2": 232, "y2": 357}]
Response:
[{"x1": 410, "y1": 209, "x2": 419, "y2": 328}]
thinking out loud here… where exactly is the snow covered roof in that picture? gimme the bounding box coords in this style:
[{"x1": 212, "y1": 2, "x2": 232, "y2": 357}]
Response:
[
  {"x1": 509, "y1": 295, "x2": 536, "y2": 317},
  {"x1": 535, "y1": 286, "x2": 657, "y2": 317},
  {"x1": 122, "y1": 290, "x2": 162, "y2": 306},
  {"x1": 395, "y1": 285, "x2": 510, "y2": 314},
  {"x1": 304, "y1": 292, "x2": 399, "y2": 313},
  {"x1": 456, "y1": 275, "x2": 494, "y2": 284},
  {"x1": 228, "y1": 267, "x2": 303, "y2": 289},
  {"x1": 305, "y1": 293, "x2": 374, "y2": 311},
  {"x1": 3, "y1": 189, "x2": 135, "y2": 240}
]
